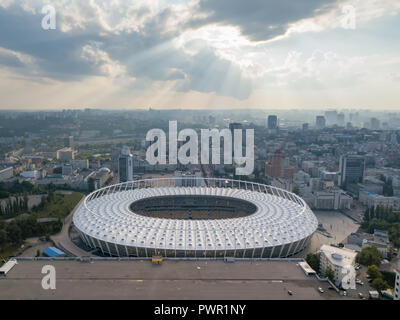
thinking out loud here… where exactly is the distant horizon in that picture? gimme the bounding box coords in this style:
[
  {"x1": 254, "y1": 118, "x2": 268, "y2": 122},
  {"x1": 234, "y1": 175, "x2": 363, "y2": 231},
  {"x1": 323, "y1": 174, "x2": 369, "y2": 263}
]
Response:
[{"x1": 0, "y1": 107, "x2": 399, "y2": 112}]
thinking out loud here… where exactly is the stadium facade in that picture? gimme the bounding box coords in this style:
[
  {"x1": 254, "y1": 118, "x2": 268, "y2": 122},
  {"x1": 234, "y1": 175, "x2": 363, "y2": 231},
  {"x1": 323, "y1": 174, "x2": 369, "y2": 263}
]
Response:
[{"x1": 73, "y1": 178, "x2": 318, "y2": 258}]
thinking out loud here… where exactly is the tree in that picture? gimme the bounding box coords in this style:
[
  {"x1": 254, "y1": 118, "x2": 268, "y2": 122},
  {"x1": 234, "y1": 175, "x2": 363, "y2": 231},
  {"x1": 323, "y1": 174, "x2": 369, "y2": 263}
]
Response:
[
  {"x1": 389, "y1": 223, "x2": 400, "y2": 247},
  {"x1": 371, "y1": 278, "x2": 389, "y2": 292},
  {"x1": 364, "y1": 208, "x2": 370, "y2": 222},
  {"x1": 366, "y1": 265, "x2": 382, "y2": 280},
  {"x1": 23, "y1": 192, "x2": 29, "y2": 211},
  {"x1": 0, "y1": 229, "x2": 7, "y2": 250},
  {"x1": 324, "y1": 266, "x2": 335, "y2": 282},
  {"x1": 5, "y1": 222, "x2": 22, "y2": 245},
  {"x1": 306, "y1": 253, "x2": 320, "y2": 272},
  {"x1": 370, "y1": 206, "x2": 375, "y2": 220},
  {"x1": 356, "y1": 246, "x2": 382, "y2": 267}
]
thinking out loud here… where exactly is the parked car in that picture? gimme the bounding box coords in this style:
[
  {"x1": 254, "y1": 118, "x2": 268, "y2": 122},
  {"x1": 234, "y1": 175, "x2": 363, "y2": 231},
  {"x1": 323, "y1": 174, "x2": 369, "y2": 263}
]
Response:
[
  {"x1": 318, "y1": 287, "x2": 324, "y2": 293},
  {"x1": 288, "y1": 290, "x2": 293, "y2": 296},
  {"x1": 358, "y1": 293, "x2": 364, "y2": 299}
]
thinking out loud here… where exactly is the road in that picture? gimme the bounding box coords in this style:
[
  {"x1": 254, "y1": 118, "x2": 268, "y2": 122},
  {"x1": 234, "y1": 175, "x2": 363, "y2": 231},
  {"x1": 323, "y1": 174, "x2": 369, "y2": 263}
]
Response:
[{"x1": 50, "y1": 196, "x2": 93, "y2": 257}]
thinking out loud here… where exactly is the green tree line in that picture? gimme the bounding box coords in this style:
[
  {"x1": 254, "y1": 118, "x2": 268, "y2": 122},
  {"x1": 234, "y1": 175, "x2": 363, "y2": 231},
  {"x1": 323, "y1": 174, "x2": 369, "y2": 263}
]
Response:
[
  {"x1": 0, "y1": 193, "x2": 29, "y2": 217},
  {"x1": 362, "y1": 205, "x2": 400, "y2": 247}
]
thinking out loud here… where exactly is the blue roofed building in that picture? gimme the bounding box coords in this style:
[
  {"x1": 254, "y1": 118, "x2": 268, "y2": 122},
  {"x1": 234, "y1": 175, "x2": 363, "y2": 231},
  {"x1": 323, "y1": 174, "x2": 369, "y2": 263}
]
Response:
[{"x1": 43, "y1": 247, "x2": 66, "y2": 258}]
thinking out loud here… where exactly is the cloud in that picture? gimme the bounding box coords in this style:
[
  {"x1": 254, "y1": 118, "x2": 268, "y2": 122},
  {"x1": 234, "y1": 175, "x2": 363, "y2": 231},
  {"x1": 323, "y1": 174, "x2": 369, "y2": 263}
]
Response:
[
  {"x1": 190, "y1": 0, "x2": 339, "y2": 41},
  {"x1": 0, "y1": 0, "x2": 399, "y2": 105}
]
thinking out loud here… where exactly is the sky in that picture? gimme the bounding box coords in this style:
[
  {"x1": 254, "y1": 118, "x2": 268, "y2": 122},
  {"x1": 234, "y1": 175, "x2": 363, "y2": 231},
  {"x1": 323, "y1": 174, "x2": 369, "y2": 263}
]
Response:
[{"x1": 0, "y1": 0, "x2": 399, "y2": 110}]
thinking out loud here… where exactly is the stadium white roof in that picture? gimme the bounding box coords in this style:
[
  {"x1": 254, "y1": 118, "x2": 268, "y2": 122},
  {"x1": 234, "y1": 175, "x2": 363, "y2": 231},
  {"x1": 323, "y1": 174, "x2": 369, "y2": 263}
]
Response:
[{"x1": 73, "y1": 186, "x2": 318, "y2": 251}]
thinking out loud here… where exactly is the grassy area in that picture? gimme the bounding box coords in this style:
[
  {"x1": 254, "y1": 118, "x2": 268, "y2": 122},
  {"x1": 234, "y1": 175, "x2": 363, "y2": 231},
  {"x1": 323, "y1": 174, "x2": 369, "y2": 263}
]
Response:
[
  {"x1": 0, "y1": 245, "x2": 20, "y2": 262},
  {"x1": 0, "y1": 192, "x2": 83, "y2": 259},
  {"x1": 33, "y1": 192, "x2": 83, "y2": 220}
]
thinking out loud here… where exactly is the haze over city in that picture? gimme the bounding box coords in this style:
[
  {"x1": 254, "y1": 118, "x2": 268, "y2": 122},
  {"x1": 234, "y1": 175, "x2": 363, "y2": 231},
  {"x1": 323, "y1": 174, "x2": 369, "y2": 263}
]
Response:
[{"x1": 0, "y1": 0, "x2": 400, "y2": 110}]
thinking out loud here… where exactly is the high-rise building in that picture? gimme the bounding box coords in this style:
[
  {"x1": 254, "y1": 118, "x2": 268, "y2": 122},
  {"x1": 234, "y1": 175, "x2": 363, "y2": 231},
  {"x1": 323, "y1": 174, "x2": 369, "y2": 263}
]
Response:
[
  {"x1": 267, "y1": 115, "x2": 278, "y2": 130},
  {"x1": 337, "y1": 113, "x2": 345, "y2": 126},
  {"x1": 118, "y1": 147, "x2": 133, "y2": 183},
  {"x1": 302, "y1": 123, "x2": 309, "y2": 131},
  {"x1": 316, "y1": 116, "x2": 326, "y2": 129},
  {"x1": 64, "y1": 136, "x2": 74, "y2": 149},
  {"x1": 265, "y1": 149, "x2": 285, "y2": 178},
  {"x1": 339, "y1": 155, "x2": 365, "y2": 187},
  {"x1": 370, "y1": 118, "x2": 380, "y2": 130},
  {"x1": 325, "y1": 110, "x2": 338, "y2": 126},
  {"x1": 111, "y1": 146, "x2": 121, "y2": 172},
  {"x1": 229, "y1": 122, "x2": 243, "y2": 132}
]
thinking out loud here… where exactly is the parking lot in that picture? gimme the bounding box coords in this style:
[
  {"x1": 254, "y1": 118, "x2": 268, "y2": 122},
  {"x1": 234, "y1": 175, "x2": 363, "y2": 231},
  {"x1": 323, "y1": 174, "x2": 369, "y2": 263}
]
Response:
[{"x1": 0, "y1": 259, "x2": 341, "y2": 300}]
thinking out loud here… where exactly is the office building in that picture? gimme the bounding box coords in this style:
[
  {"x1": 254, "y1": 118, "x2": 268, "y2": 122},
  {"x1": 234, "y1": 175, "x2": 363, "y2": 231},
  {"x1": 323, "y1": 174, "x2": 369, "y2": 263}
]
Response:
[
  {"x1": 267, "y1": 115, "x2": 278, "y2": 130},
  {"x1": 72, "y1": 159, "x2": 89, "y2": 170},
  {"x1": 316, "y1": 116, "x2": 326, "y2": 129},
  {"x1": 118, "y1": 147, "x2": 133, "y2": 183},
  {"x1": 339, "y1": 155, "x2": 365, "y2": 187},
  {"x1": 57, "y1": 148, "x2": 75, "y2": 162},
  {"x1": 265, "y1": 149, "x2": 285, "y2": 178},
  {"x1": 229, "y1": 122, "x2": 243, "y2": 132},
  {"x1": 64, "y1": 136, "x2": 74, "y2": 149},
  {"x1": 370, "y1": 118, "x2": 380, "y2": 130},
  {"x1": 62, "y1": 163, "x2": 74, "y2": 176},
  {"x1": 325, "y1": 110, "x2": 338, "y2": 126}
]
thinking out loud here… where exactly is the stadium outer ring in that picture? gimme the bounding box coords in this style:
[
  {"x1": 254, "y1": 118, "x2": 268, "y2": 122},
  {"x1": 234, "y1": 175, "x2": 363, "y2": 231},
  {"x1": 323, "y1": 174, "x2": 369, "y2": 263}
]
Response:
[{"x1": 73, "y1": 177, "x2": 318, "y2": 259}]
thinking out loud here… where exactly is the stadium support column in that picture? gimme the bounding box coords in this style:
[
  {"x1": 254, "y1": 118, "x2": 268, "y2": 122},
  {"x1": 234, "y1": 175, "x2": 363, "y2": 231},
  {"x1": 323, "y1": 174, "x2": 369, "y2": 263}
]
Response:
[
  {"x1": 278, "y1": 244, "x2": 285, "y2": 258},
  {"x1": 269, "y1": 246, "x2": 275, "y2": 258},
  {"x1": 261, "y1": 247, "x2": 265, "y2": 258},
  {"x1": 105, "y1": 242, "x2": 112, "y2": 257},
  {"x1": 286, "y1": 241, "x2": 294, "y2": 257},
  {"x1": 96, "y1": 238, "x2": 105, "y2": 255},
  {"x1": 114, "y1": 243, "x2": 120, "y2": 257},
  {"x1": 292, "y1": 240, "x2": 301, "y2": 255}
]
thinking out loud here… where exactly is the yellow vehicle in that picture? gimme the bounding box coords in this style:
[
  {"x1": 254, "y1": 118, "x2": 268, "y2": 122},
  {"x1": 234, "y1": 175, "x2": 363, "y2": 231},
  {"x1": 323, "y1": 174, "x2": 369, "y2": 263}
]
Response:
[{"x1": 152, "y1": 256, "x2": 163, "y2": 265}]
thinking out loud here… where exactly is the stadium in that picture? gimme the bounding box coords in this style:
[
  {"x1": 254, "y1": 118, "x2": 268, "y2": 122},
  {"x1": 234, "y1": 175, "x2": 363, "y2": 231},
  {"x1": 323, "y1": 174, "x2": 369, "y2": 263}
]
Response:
[{"x1": 73, "y1": 178, "x2": 318, "y2": 259}]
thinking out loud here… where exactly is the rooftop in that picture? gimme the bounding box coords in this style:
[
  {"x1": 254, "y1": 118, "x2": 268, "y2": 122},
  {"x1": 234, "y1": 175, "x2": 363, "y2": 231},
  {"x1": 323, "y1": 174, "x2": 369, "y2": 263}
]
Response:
[{"x1": 320, "y1": 244, "x2": 357, "y2": 267}]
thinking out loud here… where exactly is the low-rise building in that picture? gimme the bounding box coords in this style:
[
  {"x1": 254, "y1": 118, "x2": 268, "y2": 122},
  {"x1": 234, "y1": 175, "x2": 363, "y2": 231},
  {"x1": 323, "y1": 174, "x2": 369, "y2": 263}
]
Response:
[
  {"x1": 0, "y1": 167, "x2": 13, "y2": 181},
  {"x1": 93, "y1": 168, "x2": 113, "y2": 189},
  {"x1": 361, "y1": 229, "x2": 391, "y2": 259},
  {"x1": 359, "y1": 190, "x2": 400, "y2": 209},
  {"x1": 72, "y1": 159, "x2": 89, "y2": 170},
  {"x1": 20, "y1": 170, "x2": 43, "y2": 179},
  {"x1": 319, "y1": 244, "x2": 357, "y2": 289},
  {"x1": 57, "y1": 148, "x2": 75, "y2": 162},
  {"x1": 62, "y1": 163, "x2": 74, "y2": 176},
  {"x1": 304, "y1": 190, "x2": 353, "y2": 210}
]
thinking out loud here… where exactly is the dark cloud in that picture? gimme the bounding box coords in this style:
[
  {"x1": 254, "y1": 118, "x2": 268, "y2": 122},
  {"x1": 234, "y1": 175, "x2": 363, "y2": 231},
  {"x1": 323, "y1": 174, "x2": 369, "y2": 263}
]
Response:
[{"x1": 192, "y1": 0, "x2": 339, "y2": 41}]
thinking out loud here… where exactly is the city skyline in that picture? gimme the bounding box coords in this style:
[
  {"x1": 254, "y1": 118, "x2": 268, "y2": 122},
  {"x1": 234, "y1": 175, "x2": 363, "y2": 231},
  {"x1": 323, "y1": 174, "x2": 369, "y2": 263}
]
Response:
[{"x1": 0, "y1": 0, "x2": 399, "y2": 110}]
